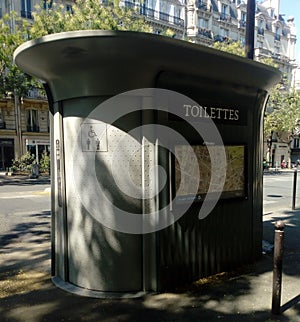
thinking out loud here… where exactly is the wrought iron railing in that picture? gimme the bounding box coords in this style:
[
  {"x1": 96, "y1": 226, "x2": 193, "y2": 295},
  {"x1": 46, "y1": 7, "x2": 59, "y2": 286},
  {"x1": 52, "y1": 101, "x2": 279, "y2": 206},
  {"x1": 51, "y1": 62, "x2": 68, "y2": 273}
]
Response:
[
  {"x1": 124, "y1": 1, "x2": 184, "y2": 27},
  {"x1": 198, "y1": 28, "x2": 212, "y2": 39},
  {"x1": 219, "y1": 13, "x2": 231, "y2": 22},
  {"x1": 25, "y1": 88, "x2": 47, "y2": 100}
]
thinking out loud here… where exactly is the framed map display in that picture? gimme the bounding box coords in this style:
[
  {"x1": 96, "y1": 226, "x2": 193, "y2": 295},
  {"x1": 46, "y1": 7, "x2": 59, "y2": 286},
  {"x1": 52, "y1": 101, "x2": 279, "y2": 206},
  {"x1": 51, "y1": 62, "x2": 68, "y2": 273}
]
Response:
[{"x1": 174, "y1": 145, "x2": 246, "y2": 202}]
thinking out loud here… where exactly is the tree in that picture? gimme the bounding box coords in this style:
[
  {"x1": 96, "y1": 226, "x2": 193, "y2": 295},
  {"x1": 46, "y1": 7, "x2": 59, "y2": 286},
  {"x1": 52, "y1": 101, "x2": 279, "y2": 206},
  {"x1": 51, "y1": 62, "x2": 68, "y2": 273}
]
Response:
[
  {"x1": 0, "y1": 13, "x2": 41, "y2": 157},
  {"x1": 0, "y1": 0, "x2": 154, "y2": 156},
  {"x1": 29, "y1": 0, "x2": 153, "y2": 38},
  {"x1": 210, "y1": 39, "x2": 300, "y2": 168},
  {"x1": 213, "y1": 40, "x2": 245, "y2": 57},
  {"x1": 0, "y1": 13, "x2": 37, "y2": 98},
  {"x1": 1, "y1": 0, "x2": 154, "y2": 95},
  {"x1": 264, "y1": 86, "x2": 300, "y2": 167}
]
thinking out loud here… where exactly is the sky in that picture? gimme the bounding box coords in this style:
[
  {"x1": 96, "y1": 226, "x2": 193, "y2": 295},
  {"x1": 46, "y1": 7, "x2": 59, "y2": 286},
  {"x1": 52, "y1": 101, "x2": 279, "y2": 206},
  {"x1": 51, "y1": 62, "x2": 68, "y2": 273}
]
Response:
[{"x1": 279, "y1": 0, "x2": 300, "y2": 61}]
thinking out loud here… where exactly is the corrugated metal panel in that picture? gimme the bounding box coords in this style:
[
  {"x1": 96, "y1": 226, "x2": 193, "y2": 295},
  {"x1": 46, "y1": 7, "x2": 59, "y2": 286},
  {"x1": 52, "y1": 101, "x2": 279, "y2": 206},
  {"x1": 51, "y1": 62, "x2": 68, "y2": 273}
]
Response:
[{"x1": 157, "y1": 201, "x2": 253, "y2": 290}]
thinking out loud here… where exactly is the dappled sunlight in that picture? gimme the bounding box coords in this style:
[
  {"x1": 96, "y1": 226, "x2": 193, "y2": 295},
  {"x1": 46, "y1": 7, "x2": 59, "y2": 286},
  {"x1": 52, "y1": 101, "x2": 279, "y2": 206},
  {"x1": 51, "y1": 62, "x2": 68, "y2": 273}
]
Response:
[
  {"x1": 143, "y1": 293, "x2": 193, "y2": 312},
  {"x1": 0, "y1": 270, "x2": 50, "y2": 298},
  {"x1": 6, "y1": 302, "x2": 59, "y2": 322}
]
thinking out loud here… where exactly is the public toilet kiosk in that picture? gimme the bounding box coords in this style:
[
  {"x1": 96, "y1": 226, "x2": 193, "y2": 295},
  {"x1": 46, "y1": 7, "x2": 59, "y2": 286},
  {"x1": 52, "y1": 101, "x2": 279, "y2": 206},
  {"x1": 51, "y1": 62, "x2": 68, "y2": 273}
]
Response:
[{"x1": 14, "y1": 30, "x2": 280, "y2": 297}]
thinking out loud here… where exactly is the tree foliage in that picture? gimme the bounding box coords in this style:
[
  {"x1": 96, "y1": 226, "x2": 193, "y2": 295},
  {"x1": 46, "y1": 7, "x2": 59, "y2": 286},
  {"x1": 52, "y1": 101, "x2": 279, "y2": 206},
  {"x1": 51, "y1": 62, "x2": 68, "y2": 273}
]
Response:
[
  {"x1": 264, "y1": 86, "x2": 300, "y2": 142},
  {"x1": 211, "y1": 40, "x2": 300, "y2": 145},
  {"x1": 30, "y1": 0, "x2": 153, "y2": 38},
  {"x1": 0, "y1": 0, "x2": 154, "y2": 98},
  {"x1": 0, "y1": 14, "x2": 37, "y2": 97},
  {"x1": 11, "y1": 151, "x2": 36, "y2": 173},
  {"x1": 212, "y1": 40, "x2": 245, "y2": 57}
]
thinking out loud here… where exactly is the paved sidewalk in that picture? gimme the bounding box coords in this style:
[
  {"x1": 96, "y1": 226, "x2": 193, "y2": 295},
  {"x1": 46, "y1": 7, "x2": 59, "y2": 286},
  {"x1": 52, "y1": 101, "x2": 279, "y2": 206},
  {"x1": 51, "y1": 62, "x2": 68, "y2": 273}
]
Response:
[
  {"x1": 0, "y1": 177, "x2": 300, "y2": 321},
  {"x1": 0, "y1": 172, "x2": 50, "y2": 186}
]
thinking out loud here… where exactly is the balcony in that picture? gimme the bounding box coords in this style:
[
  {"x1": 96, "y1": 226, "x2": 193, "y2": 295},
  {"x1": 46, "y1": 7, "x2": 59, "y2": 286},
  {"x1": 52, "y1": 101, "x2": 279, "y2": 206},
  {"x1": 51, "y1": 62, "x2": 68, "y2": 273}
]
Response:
[
  {"x1": 21, "y1": 10, "x2": 33, "y2": 19},
  {"x1": 124, "y1": 1, "x2": 184, "y2": 27},
  {"x1": 214, "y1": 35, "x2": 230, "y2": 42},
  {"x1": 174, "y1": 16, "x2": 184, "y2": 27},
  {"x1": 198, "y1": 27, "x2": 212, "y2": 39},
  {"x1": 25, "y1": 88, "x2": 47, "y2": 100},
  {"x1": 255, "y1": 47, "x2": 271, "y2": 57},
  {"x1": 159, "y1": 11, "x2": 169, "y2": 23},
  {"x1": 124, "y1": 0, "x2": 135, "y2": 9},
  {"x1": 219, "y1": 13, "x2": 231, "y2": 22},
  {"x1": 197, "y1": 1, "x2": 208, "y2": 11},
  {"x1": 141, "y1": 7, "x2": 155, "y2": 18}
]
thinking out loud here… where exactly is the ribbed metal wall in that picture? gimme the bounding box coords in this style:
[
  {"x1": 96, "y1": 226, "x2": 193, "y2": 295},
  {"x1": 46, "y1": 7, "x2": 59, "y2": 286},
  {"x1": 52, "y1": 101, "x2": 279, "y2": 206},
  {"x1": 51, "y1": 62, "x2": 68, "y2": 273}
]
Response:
[
  {"x1": 157, "y1": 201, "x2": 253, "y2": 290},
  {"x1": 155, "y1": 81, "x2": 267, "y2": 291}
]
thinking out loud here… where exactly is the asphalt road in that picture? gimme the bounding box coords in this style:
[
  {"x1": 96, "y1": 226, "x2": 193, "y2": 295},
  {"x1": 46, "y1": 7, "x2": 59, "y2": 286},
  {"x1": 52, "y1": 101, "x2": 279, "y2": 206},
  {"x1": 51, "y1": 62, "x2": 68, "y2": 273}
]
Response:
[
  {"x1": 0, "y1": 181, "x2": 50, "y2": 236},
  {"x1": 263, "y1": 171, "x2": 300, "y2": 214},
  {"x1": 0, "y1": 172, "x2": 298, "y2": 234}
]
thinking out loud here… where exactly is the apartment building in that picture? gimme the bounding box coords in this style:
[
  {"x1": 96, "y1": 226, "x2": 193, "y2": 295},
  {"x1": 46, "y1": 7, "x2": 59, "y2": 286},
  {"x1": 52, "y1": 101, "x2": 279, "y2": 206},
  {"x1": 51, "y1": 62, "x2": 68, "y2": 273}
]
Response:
[
  {"x1": 0, "y1": 90, "x2": 49, "y2": 171},
  {"x1": 187, "y1": 0, "x2": 297, "y2": 83},
  {"x1": 0, "y1": 0, "x2": 297, "y2": 170}
]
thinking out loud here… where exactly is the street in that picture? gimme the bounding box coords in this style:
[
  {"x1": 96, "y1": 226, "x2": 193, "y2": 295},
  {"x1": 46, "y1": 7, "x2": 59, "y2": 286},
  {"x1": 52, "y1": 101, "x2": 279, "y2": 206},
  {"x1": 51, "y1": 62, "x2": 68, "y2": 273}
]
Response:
[
  {"x1": 0, "y1": 180, "x2": 50, "y2": 236},
  {"x1": 0, "y1": 172, "x2": 299, "y2": 234},
  {"x1": 263, "y1": 171, "x2": 300, "y2": 214}
]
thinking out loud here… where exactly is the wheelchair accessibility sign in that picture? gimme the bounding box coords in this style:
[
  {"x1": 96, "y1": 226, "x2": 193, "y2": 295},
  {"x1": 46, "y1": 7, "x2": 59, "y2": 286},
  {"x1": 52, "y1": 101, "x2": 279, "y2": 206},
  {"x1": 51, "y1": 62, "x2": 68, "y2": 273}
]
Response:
[{"x1": 81, "y1": 122, "x2": 108, "y2": 152}]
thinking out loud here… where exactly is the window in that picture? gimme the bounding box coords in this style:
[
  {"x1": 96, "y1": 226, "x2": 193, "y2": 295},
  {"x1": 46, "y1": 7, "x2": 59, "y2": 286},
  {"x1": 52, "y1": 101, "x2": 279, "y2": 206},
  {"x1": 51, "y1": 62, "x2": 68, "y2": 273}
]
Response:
[
  {"x1": 0, "y1": 108, "x2": 5, "y2": 129},
  {"x1": 160, "y1": 1, "x2": 167, "y2": 12},
  {"x1": 220, "y1": 4, "x2": 229, "y2": 20},
  {"x1": 21, "y1": 0, "x2": 32, "y2": 19},
  {"x1": 275, "y1": 26, "x2": 281, "y2": 41},
  {"x1": 65, "y1": 4, "x2": 73, "y2": 13},
  {"x1": 258, "y1": 40, "x2": 263, "y2": 48},
  {"x1": 241, "y1": 12, "x2": 246, "y2": 22},
  {"x1": 294, "y1": 138, "x2": 300, "y2": 149},
  {"x1": 221, "y1": 4, "x2": 227, "y2": 15},
  {"x1": 257, "y1": 20, "x2": 264, "y2": 35},
  {"x1": 198, "y1": 18, "x2": 208, "y2": 29},
  {"x1": 198, "y1": 0, "x2": 208, "y2": 10},
  {"x1": 26, "y1": 109, "x2": 39, "y2": 132},
  {"x1": 239, "y1": 11, "x2": 247, "y2": 28},
  {"x1": 240, "y1": 36, "x2": 245, "y2": 46},
  {"x1": 220, "y1": 27, "x2": 229, "y2": 37},
  {"x1": 43, "y1": 0, "x2": 53, "y2": 10},
  {"x1": 175, "y1": 7, "x2": 181, "y2": 19}
]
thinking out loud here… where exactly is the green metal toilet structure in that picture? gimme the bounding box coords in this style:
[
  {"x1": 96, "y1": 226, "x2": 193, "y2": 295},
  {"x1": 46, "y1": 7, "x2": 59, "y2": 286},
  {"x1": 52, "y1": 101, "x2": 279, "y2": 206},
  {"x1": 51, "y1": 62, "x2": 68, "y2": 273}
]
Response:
[{"x1": 14, "y1": 30, "x2": 281, "y2": 298}]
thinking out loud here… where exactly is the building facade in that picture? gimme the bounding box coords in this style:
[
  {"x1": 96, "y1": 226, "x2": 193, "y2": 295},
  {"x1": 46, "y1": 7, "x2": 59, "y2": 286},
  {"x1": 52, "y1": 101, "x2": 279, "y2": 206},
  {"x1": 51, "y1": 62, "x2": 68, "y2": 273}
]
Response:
[
  {"x1": 0, "y1": 0, "x2": 297, "y2": 170},
  {"x1": 0, "y1": 90, "x2": 49, "y2": 171},
  {"x1": 186, "y1": 0, "x2": 297, "y2": 83}
]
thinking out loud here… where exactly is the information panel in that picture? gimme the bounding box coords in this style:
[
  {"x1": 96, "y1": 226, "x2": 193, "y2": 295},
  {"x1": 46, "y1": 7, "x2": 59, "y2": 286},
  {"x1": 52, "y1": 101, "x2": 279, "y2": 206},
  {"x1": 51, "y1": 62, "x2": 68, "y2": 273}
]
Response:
[{"x1": 174, "y1": 145, "x2": 246, "y2": 202}]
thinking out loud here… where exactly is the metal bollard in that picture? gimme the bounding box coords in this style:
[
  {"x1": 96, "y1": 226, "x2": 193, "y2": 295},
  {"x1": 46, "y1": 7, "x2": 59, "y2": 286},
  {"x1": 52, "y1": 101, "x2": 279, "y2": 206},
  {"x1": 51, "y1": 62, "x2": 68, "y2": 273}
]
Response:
[
  {"x1": 271, "y1": 220, "x2": 285, "y2": 315},
  {"x1": 292, "y1": 169, "x2": 297, "y2": 210}
]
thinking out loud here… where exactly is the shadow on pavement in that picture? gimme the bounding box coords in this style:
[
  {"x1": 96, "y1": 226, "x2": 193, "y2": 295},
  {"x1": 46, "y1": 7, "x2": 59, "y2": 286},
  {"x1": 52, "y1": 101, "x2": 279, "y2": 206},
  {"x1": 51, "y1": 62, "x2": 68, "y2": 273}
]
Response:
[{"x1": 1, "y1": 208, "x2": 300, "y2": 321}]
